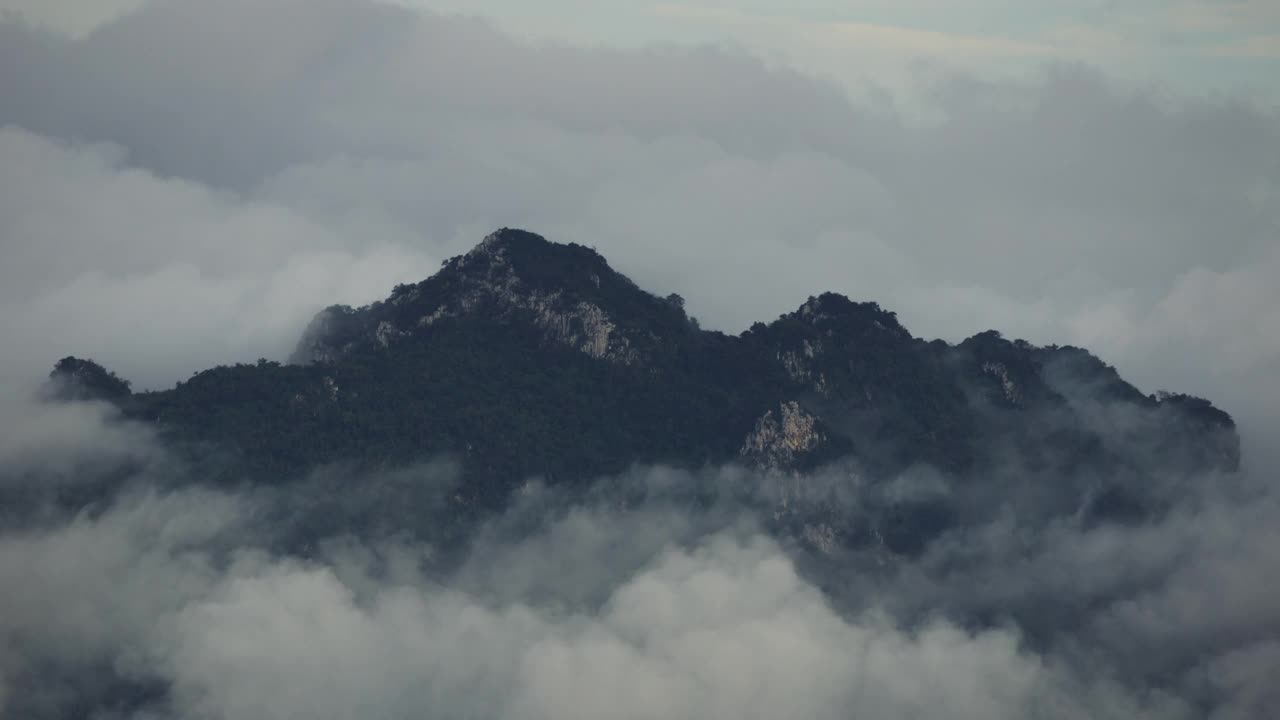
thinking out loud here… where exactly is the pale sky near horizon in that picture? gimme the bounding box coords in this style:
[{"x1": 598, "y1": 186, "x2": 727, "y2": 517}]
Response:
[{"x1": 3, "y1": 0, "x2": 1278, "y2": 103}]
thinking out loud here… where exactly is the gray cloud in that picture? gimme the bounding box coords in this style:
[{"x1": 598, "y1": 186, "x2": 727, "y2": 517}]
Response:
[
  {"x1": 0, "y1": 484, "x2": 242, "y2": 718},
  {"x1": 0, "y1": 126, "x2": 438, "y2": 391},
  {"x1": 0, "y1": 397, "x2": 1273, "y2": 719},
  {"x1": 0, "y1": 471, "x2": 1208, "y2": 720},
  {"x1": 0, "y1": 395, "x2": 160, "y2": 486}
]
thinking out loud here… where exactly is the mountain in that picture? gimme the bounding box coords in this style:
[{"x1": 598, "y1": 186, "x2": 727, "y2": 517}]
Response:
[{"x1": 46, "y1": 228, "x2": 1238, "y2": 553}]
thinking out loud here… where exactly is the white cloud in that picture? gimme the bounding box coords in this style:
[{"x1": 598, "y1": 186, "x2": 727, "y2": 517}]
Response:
[
  {"x1": 0, "y1": 492, "x2": 1178, "y2": 720},
  {"x1": 0, "y1": 0, "x2": 149, "y2": 38},
  {"x1": 0, "y1": 127, "x2": 438, "y2": 391}
]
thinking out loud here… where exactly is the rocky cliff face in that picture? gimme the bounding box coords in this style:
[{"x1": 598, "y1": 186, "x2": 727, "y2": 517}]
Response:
[{"x1": 741, "y1": 401, "x2": 829, "y2": 473}]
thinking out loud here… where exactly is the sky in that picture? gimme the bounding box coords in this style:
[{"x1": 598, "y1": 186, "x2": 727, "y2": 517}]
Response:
[
  {"x1": 5, "y1": 0, "x2": 1279, "y2": 102},
  {"x1": 1, "y1": 2, "x2": 1279, "y2": 718},
  {"x1": 406, "y1": 0, "x2": 1280, "y2": 103}
]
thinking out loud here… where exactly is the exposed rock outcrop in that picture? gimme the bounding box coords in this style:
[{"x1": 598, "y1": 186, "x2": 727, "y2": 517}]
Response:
[
  {"x1": 291, "y1": 229, "x2": 665, "y2": 366},
  {"x1": 741, "y1": 401, "x2": 829, "y2": 473}
]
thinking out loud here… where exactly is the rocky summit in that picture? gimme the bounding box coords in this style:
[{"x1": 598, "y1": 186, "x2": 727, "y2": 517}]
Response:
[{"x1": 47, "y1": 228, "x2": 1238, "y2": 553}]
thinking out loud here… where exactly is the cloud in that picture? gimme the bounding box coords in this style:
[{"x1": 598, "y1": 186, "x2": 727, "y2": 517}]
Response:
[
  {"x1": 0, "y1": 407, "x2": 1274, "y2": 720},
  {"x1": 1208, "y1": 34, "x2": 1280, "y2": 59},
  {"x1": 0, "y1": 0, "x2": 149, "y2": 38},
  {"x1": 175, "y1": 533, "x2": 1070, "y2": 720},
  {"x1": 0, "y1": 476, "x2": 1204, "y2": 720},
  {"x1": 652, "y1": 3, "x2": 1059, "y2": 58},
  {"x1": 0, "y1": 126, "x2": 438, "y2": 391},
  {"x1": 0, "y1": 485, "x2": 242, "y2": 718},
  {"x1": 0, "y1": 395, "x2": 159, "y2": 485},
  {"x1": 0, "y1": 4, "x2": 1276, "y2": 717}
]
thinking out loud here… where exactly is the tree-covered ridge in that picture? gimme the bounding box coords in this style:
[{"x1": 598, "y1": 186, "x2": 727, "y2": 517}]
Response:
[
  {"x1": 291, "y1": 229, "x2": 697, "y2": 369},
  {"x1": 46, "y1": 356, "x2": 132, "y2": 402},
  {"x1": 52, "y1": 229, "x2": 1238, "y2": 529}
]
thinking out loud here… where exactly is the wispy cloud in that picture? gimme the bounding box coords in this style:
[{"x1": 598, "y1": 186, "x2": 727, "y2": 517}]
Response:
[
  {"x1": 653, "y1": 3, "x2": 1058, "y2": 58},
  {"x1": 649, "y1": 1, "x2": 1277, "y2": 98},
  {"x1": 1208, "y1": 33, "x2": 1280, "y2": 58}
]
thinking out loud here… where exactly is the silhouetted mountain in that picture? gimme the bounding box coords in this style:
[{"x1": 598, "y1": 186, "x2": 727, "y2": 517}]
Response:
[
  {"x1": 48, "y1": 229, "x2": 1238, "y2": 554},
  {"x1": 45, "y1": 357, "x2": 132, "y2": 403}
]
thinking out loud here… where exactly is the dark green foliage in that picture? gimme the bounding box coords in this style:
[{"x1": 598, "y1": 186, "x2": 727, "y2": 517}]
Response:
[
  {"x1": 54, "y1": 229, "x2": 1239, "y2": 517},
  {"x1": 743, "y1": 293, "x2": 975, "y2": 474},
  {"x1": 46, "y1": 357, "x2": 132, "y2": 402}
]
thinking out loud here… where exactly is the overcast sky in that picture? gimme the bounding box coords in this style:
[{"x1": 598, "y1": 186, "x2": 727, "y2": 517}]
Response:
[
  {"x1": 6, "y1": 0, "x2": 1280, "y2": 100},
  {"x1": 0, "y1": 0, "x2": 1276, "y2": 466}
]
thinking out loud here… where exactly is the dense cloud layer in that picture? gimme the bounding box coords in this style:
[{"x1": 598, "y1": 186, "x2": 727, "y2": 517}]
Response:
[
  {"x1": 1, "y1": 0, "x2": 1277, "y2": 718},
  {"x1": 1, "y1": 431, "x2": 1277, "y2": 719}
]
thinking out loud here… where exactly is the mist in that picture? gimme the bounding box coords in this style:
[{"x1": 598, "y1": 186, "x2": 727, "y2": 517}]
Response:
[
  {"x1": 2, "y1": 412, "x2": 1277, "y2": 718},
  {"x1": 1, "y1": 0, "x2": 1277, "y2": 718}
]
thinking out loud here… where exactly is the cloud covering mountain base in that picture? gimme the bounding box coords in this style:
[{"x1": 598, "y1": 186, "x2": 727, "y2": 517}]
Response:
[{"x1": 1, "y1": 409, "x2": 1277, "y2": 719}]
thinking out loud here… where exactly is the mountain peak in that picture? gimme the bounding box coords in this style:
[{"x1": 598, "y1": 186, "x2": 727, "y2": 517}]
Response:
[
  {"x1": 455, "y1": 228, "x2": 557, "y2": 270},
  {"x1": 474, "y1": 227, "x2": 555, "y2": 253},
  {"x1": 44, "y1": 356, "x2": 132, "y2": 403},
  {"x1": 293, "y1": 228, "x2": 685, "y2": 367},
  {"x1": 796, "y1": 293, "x2": 906, "y2": 333},
  {"x1": 751, "y1": 292, "x2": 912, "y2": 349},
  {"x1": 53, "y1": 227, "x2": 1240, "y2": 546},
  {"x1": 447, "y1": 228, "x2": 611, "y2": 285}
]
